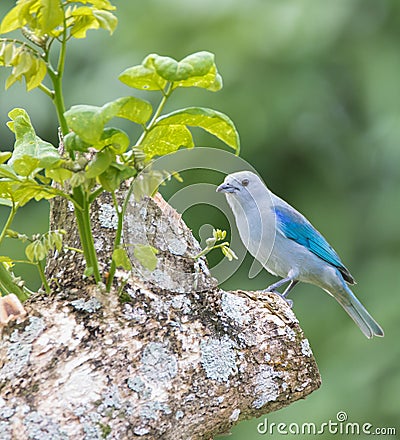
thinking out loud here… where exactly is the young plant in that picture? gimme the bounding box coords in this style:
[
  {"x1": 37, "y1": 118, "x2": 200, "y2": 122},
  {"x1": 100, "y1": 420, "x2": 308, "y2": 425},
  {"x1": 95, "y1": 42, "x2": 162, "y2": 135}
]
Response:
[
  {"x1": 0, "y1": 1, "x2": 240, "y2": 298},
  {"x1": 194, "y1": 229, "x2": 238, "y2": 262}
]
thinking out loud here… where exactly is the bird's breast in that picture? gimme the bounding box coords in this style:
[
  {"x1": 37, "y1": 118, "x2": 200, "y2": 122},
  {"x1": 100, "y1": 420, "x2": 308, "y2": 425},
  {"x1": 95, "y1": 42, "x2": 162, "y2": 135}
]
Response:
[{"x1": 228, "y1": 196, "x2": 276, "y2": 264}]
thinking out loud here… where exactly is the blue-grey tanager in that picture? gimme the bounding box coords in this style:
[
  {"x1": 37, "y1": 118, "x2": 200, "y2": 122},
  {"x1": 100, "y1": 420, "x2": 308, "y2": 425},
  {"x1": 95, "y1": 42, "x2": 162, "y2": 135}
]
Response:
[{"x1": 217, "y1": 171, "x2": 384, "y2": 338}]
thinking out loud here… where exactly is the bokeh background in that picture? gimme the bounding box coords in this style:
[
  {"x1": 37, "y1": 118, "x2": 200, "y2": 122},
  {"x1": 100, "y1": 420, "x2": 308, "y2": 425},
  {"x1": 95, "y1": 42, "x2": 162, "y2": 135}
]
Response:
[{"x1": 1, "y1": 0, "x2": 399, "y2": 437}]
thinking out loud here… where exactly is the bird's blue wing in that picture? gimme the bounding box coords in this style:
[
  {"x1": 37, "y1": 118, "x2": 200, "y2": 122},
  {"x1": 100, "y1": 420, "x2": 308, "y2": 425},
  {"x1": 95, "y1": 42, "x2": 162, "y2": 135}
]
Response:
[{"x1": 273, "y1": 204, "x2": 346, "y2": 271}]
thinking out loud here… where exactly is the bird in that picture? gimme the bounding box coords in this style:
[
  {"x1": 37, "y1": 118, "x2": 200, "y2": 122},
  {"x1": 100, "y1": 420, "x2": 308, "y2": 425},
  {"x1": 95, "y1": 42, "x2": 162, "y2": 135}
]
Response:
[{"x1": 216, "y1": 170, "x2": 384, "y2": 338}]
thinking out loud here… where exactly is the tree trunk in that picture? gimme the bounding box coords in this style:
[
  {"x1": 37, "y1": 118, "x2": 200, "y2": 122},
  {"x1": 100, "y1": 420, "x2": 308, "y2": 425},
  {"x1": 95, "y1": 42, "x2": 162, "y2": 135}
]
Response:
[{"x1": 0, "y1": 188, "x2": 321, "y2": 440}]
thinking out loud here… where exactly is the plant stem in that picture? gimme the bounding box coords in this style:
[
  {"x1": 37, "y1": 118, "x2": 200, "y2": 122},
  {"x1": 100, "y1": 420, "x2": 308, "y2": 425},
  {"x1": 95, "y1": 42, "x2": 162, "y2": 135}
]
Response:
[
  {"x1": 0, "y1": 204, "x2": 16, "y2": 247},
  {"x1": 0, "y1": 204, "x2": 30, "y2": 300},
  {"x1": 72, "y1": 187, "x2": 101, "y2": 283},
  {"x1": 108, "y1": 83, "x2": 175, "y2": 288},
  {"x1": 106, "y1": 192, "x2": 124, "y2": 291},
  {"x1": 37, "y1": 260, "x2": 51, "y2": 294},
  {"x1": 64, "y1": 246, "x2": 84, "y2": 254},
  {"x1": 38, "y1": 83, "x2": 54, "y2": 98},
  {"x1": 193, "y1": 242, "x2": 230, "y2": 260},
  {"x1": 46, "y1": 29, "x2": 68, "y2": 136},
  {"x1": 88, "y1": 186, "x2": 104, "y2": 204},
  {"x1": 0, "y1": 38, "x2": 40, "y2": 56},
  {"x1": 104, "y1": 84, "x2": 175, "y2": 288},
  {"x1": 44, "y1": 19, "x2": 101, "y2": 284},
  {"x1": 135, "y1": 82, "x2": 172, "y2": 147},
  {"x1": 0, "y1": 263, "x2": 30, "y2": 301}
]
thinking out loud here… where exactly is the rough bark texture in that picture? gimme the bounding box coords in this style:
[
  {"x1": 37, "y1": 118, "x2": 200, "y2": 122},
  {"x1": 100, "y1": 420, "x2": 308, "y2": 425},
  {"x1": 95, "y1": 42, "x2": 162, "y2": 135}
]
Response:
[{"x1": 0, "y1": 188, "x2": 321, "y2": 440}]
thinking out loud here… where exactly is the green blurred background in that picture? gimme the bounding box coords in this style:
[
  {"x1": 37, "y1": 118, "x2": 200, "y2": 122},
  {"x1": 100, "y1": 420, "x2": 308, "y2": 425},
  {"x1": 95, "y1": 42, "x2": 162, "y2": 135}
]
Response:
[{"x1": 1, "y1": 0, "x2": 399, "y2": 438}]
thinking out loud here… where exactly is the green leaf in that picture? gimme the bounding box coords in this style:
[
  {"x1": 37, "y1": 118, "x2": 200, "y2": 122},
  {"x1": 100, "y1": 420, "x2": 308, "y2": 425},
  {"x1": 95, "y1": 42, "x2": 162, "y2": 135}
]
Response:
[
  {"x1": 2, "y1": 44, "x2": 48, "y2": 91},
  {"x1": 69, "y1": 171, "x2": 86, "y2": 188},
  {"x1": 45, "y1": 230, "x2": 65, "y2": 253},
  {"x1": 0, "y1": 164, "x2": 17, "y2": 179},
  {"x1": 7, "y1": 108, "x2": 60, "y2": 175},
  {"x1": 65, "y1": 97, "x2": 151, "y2": 145},
  {"x1": 83, "y1": 266, "x2": 94, "y2": 277},
  {"x1": 67, "y1": 6, "x2": 117, "y2": 38},
  {"x1": 109, "y1": 96, "x2": 153, "y2": 125},
  {"x1": 98, "y1": 163, "x2": 136, "y2": 192},
  {"x1": 26, "y1": 240, "x2": 46, "y2": 262},
  {"x1": 0, "y1": 152, "x2": 12, "y2": 164},
  {"x1": 153, "y1": 51, "x2": 215, "y2": 82},
  {"x1": 0, "y1": 0, "x2": 64, "y2": 36},
  {"x1": 12, "y1": 51, "x2": 33, "y2": 79},
  {"x1": 0, "y1": 198, "x2": 13, "y2": 207},
  {"x1": 25, "y1": 56, "x2": 47, "y2": 91},
  {"x1": 97, "y1": 128, "x2": 130, "y2": 154},
  {"x1": 0, "y1": 2, "x2": 27, "y2": 34},
  {"x1": 98, "y1": 165, "x2": 119, "y2": 192},
  {"x1": 38, "y1": 0, "x2": 64, "y2": 34},
  {"x1": 64, "y1": 104, "x2": 105, "y2": 144},
  {"x1": 68, "y1": 7, "x2": 96, "y2": 38},
  {"x1": 64, "y1": 132, "x2": 92, "y2": 153},
  {"x1": 12, "y1": 181, "x2": 57, "y2": 206},
  {"x1": 119, "y1": 56, "x2": 168, "y2": 91},
  {"x1": 5, "y1": 72, "x2": 20, "y2": 90},
  {"x1": 156, "y1": 107, "x2": 240, "y2": 154},
  {"x1": 172, "y1": 52, "x2": 223, "y2": 91},
  {"x1": 131, "y1": 170, "x2": 164, "y2": 199},
  {"x1": 35, "y1": 173, "x2": 51, "y2": 184},
  {"x1": 174, "y1": 65, "x2": 223, "y2": 92},
  {"x1": 141, "y1": 125, "x2": 194, "y2": 160},
  {"x1": 118, "y1": 51, "x2": 222, "y2": 91},
  {"x1": 86, "y1": 149, "x2": 114, "y2": 179},
  {"x1": 77, "y1": 0, "x2": 116, "y2": 10},
  {"x1": 112, "y1": 248, "x2": 132, "y2": 270},
  {"x1": 0, "y1": 179, "x2": 57, "y2": 207},
  {"x1": 174, "y1": 51, "x2": 214, "y2": 78},
  {"x1": 45, "y1": 166, "x2": 72, "y2": 184},
  {"x1": 1, "y1": 43, "x2": 17, "y2": 65},
  {"x1": 0, "y1": 256, "x2": 13, "y2": 263},
  {"x1": 134, "y1": 244, "x2": 158, "y2": 271},
  {"x1": 93, "y1": 10, "x2": 118, "y2": 34},
  {"x1": 0, "y1": 181, "x2": 14, "y2": 204},
  {"x1": 151, "y1": 55, "x2": 180, "y2": 81}
]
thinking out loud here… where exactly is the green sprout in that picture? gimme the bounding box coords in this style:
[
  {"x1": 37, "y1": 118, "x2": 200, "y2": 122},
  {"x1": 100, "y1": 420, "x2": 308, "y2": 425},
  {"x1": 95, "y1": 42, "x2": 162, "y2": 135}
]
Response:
[{"x1": 194, "y1": 229, "x2": 238, "y2": 262}]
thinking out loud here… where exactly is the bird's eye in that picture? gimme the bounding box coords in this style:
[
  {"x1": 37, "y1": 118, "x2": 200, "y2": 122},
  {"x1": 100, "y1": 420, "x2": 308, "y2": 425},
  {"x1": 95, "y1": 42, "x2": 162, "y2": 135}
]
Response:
[{"x1": 242, "y1": 178, "x2": 249, "y2": 187}]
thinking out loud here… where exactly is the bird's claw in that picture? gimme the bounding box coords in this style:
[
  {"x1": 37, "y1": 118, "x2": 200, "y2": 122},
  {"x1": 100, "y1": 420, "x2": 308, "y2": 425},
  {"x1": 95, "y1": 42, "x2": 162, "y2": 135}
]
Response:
[
  {"x1": 283, "y1": 297, "x2": 293, "y2": 308},
  {"x1": 263, "y1": 289, "x2": 293, "y2": 308}
]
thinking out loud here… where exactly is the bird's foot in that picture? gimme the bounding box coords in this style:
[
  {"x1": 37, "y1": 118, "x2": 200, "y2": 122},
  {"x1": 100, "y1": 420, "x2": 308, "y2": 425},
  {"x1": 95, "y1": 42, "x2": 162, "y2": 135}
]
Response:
[
  {"x1": 261, "y1": 278, "x2": 298, "y2": 308},
  {"x1": 275, "y1": 292, "x2": 293, "y2": 308},
  {"x1": 261, "y1": 289, "x2": 293, "y2": 308}
]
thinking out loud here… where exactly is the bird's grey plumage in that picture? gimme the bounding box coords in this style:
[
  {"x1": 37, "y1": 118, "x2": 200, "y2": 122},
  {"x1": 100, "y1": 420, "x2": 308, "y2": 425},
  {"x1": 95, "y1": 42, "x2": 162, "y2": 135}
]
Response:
[{"x1": 217, "y1": 171, "x2": 384, "y2": 338}]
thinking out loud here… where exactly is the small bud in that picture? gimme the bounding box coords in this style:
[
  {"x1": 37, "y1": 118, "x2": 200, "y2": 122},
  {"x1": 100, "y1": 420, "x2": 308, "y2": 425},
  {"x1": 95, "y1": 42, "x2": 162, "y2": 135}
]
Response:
[
  {"x1": 70, "y1": 171, "x2": 86, "y2": 187},
  {"x1": 5, "y1": 229, "x2": 19, "y2": 239},
  {"x1": 21, "y1": 27, "x2": 49, "y2": 48},
  {"x1": 206, "y1": 237, "x2": 216, "y2": 247},
  {"x1": 213, "y1": 229, "x2": 226, "y2": 241},
  {"x1": 221, "y1": 245, "x2": 238, "y2": 261}
]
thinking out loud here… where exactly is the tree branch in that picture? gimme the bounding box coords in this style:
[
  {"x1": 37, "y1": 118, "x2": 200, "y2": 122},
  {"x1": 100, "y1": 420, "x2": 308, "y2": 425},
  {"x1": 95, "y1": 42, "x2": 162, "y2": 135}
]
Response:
[{"x1": 0, "y1": 188, "x2": 321, "y2": 439}]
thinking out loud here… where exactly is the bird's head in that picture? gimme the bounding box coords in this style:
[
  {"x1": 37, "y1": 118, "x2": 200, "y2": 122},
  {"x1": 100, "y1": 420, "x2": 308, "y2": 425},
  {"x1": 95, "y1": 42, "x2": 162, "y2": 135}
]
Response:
[
  {"x1": 216, "y1": 171, "x2": 261, "y2": 198},
  {"x1": 217, "y1": 171, "x2": 272, "y2": 228}
]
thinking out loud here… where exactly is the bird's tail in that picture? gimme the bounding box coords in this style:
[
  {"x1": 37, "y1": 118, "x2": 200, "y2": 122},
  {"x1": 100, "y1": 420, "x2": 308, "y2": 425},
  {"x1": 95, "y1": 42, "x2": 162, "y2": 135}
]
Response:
[{"x1": 329, "y1": 282, "x2": 384, "y2": 339}]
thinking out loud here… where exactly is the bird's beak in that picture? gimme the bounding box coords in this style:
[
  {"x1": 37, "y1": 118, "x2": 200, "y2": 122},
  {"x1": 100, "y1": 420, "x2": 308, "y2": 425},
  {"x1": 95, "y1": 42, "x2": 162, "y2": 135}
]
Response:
[{"x1": 216, "y1": 182, "x2": 238, "y2": 193}]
